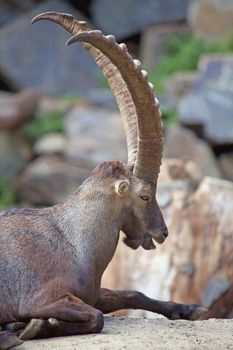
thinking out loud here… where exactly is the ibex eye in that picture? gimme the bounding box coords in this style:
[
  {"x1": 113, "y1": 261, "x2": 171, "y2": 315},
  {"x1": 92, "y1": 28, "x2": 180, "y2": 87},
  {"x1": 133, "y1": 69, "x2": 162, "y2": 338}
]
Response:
[{"x1": 140, "y1": 195, "x2": 151, "y2": 202}]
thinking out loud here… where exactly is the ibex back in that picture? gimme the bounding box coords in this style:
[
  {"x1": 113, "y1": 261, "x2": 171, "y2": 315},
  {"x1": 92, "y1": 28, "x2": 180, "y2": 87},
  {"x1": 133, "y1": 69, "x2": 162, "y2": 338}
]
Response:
[{"x1": 0, "y1": 12, "x2": 207, "y2": 350}]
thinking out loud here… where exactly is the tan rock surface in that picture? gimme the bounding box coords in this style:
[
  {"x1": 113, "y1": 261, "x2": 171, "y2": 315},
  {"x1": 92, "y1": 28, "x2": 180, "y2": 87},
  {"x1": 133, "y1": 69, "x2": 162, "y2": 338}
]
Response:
[{"x1": 15, "y1": 317, "x2": 233, "y2": 350}]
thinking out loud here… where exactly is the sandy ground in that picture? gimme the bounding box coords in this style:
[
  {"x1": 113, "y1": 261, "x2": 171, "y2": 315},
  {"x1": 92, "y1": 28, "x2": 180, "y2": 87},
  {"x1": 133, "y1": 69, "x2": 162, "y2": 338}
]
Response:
[{"x1": 15, "y1": 317, "x2": 233, "y2": 350}]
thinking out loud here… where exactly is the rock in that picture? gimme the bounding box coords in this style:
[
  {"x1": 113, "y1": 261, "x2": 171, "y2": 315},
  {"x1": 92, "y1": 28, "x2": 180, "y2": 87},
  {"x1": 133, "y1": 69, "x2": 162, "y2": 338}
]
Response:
[
  {"x1": 0, "y1": 0, "x2": 100, "y2": 96},
  {"x1": 164, "y1": 126, "x2": 221, "y2": 178},
  {"x1": 0, "y1": 0, "x2": 15, "y2": 26},
  {"x1": 38, "y1": 96, "x2": 81, "y2": 117},
  {"x1": 178, "y1": 55, "x2": 233, "y2": 145},
  {"x1": 33, "y1": 133, "x2": 67, "y2": 155},
  {"x1": 140, "y1": 23, "x2": 190, "y2": 70},
  {"x1": 0, "y1": 131, "x2": 31, "y2": 178},
  {"x1": 201, "y1": 276, "x2": 230, "y2": 309},
  {"x1": 91, "y1": 0, "x2": 191, "y2": 39},
  {"x1": 159, "y1": 158, "x2": 203, "y2": 189},
  {"x1": 84, "y1": 88, "x2": 118, "y2": 110},
  {"x1": 0, "y1": 89, "x2": 38, "y2": 129},
  {"x1": 164, "y1": 72, "x2": 198, "y2": 104},
  {"x1": 188, "y1": 0, "x2": 233, "y2": 40},
  {"x1": 16, "y1": 155, "x2": 94, "y2": 205},
  {"x1": 64, "y1": 106, "x2": 127, "y2": 164},
  {"x1": 219, "y1": 152, "x2": 233, "y2": 182},
  {"x1": 103, "y1": 177, "x2": 233, "y2": 319},
  {"x1": 170, "y1": 177, "x2": 233, "y2": 318},
  {"x1": 15, "y1": 317, "x2": 233, "y2": 350},
  {"x1": 0, "y1": 0, "x2": 37, "y2": 26}
]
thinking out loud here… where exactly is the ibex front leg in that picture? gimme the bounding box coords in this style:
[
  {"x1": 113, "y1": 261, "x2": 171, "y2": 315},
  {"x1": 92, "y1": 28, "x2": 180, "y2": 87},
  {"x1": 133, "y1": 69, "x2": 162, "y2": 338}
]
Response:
[
  {"x1": 95, "y1": 288, "x2": 208, "y2": 320},
  {"x1": 19, "y1": 293, "x2": 104, "y2": 340}
]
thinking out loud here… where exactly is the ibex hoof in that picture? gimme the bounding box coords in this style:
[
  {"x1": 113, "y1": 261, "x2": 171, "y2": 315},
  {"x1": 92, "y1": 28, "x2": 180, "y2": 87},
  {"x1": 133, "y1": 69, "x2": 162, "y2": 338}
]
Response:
[
  {"x1": 189, "y1": 305, "x2": 208, "y2": 320},
  {"x1": 0, "y1": 330, "x2": 23, "y2": 350},
  {"x1": 19, "y1": 318, "x2": 44, "y2": 340},
  {"x1": 170, "y1": 304, "x2": 208, "y2": 320}
]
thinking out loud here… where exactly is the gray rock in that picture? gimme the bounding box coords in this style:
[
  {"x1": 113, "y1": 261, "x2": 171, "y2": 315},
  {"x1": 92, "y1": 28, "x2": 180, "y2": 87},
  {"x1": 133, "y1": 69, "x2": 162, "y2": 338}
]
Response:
[
  {"x1": 140, "y1": 23, "x2": 190, "y2": 70},
  {"x1": 159, "y1": 158, "x2": 203, "y2": 190},
  {"x1": 0, "y1": 0, "x2": 15, "y2": 26},
  {"x1": 0, "y1": 131, "x2": 31, "y2": 178},
  {"x1": 164, "y1": 72, "x2": 198, "y2": 104},
  {"x1": 64, "y1": 106, "x2": 127, "y2": 164},
  {"x1": 33, "y1": 133, "x2": 67, "y2": 155},
  {"x1": 178, "y1": 56, "x2": 233, "y2": 144},
  {"x1": 164, "y1": 126, "x2": 221, "y2": 178},
  {"x1": 188, "y1": 0, "x2": 233, "y2": 40},
  {"x1": 0, "y1": 0, "x2": 36, "y2": 26},
  {"x1": 201, "y1": 276, "x2": 230, "y2": 308},
  {"x1": 0, "y1": 89, "x2": 38, "y2": 129},
  {"x1": 219, "y1": 152, "x2": 233, "y2": 182},
  {"x1": 91, "y1": 0, "x2": 191, "y2": 39},
  {"x1": 84, "y1": 88, "x2": 118, "y2": 110},
  {"x1": 16, "y1": 155, "x2": 94, "y2": 205},
  {"x1": 179, "y1": 261, "x2": 194, "y2": 276},
  {"x1": 0, "y1": 0, "x2": 100, "y2": 96}
]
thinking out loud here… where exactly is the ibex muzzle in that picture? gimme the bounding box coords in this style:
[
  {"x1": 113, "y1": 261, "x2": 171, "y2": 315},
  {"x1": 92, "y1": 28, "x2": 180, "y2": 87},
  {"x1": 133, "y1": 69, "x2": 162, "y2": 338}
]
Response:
[{"x1": 0, "y1": 11, "x2": 207, "y2": 350}]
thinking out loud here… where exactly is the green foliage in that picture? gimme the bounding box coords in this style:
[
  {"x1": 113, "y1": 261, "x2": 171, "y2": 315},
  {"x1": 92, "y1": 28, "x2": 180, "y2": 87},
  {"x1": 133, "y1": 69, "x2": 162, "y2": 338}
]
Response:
[
  {"x1": 161, "y1": 107, "x2": 178, "y2": 126},
  {"x1": 148, "y1": 32, "x2": 233, "y2": 93},
  {"x1": 0, "y1": 177, "x2": 18, "y2": 210},
  {"x1": 23, "y1": 110, "x2": 64, "y2": 144},
  {"x1": 60, "y1": 94, "x2": 80, "y2": 102}
]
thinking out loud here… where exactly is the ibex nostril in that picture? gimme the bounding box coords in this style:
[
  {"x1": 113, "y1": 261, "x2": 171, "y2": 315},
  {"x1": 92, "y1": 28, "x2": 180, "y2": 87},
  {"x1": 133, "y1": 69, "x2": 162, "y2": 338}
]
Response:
[{"x1": 163, "y1": 231, "x2": 168, "y2": 238}]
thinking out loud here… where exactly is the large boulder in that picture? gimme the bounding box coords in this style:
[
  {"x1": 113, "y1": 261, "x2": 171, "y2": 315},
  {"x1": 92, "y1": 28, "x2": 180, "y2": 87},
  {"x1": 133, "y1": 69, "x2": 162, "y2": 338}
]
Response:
[
  {"x1": 0, "y1": 131, "x2": 31, "y2": 179},
  {"x1": 188, "y1": 0, "x2": 233, "y2": 40},
  {"x1": 91, "y1": 0, "x2": 191, "y2": 39},
  {"x1": 164, "y1": 72, "x2": 198, "y2": 105},
  {"x1": 16, "y1": 155, "x2": 94, "y2": 205},
  {"x1": 64, "y1": 105, "x2": 127, "y2": 164},
  {"x1": 219, "y1": 152, "x2": 233, "y2": 182},
  {"x1": 33, "y1": 133, "x2": 67, "y2": 156},
  {"x1": 0, "y1": 89, "x2": 38, "y2": 129},
  {"x1": 178, "y1": 55, "x2": 233, "y2": 145},
  {"x1": 0, "y1": 0, "x2": 37, "y2": 27},
  {"x1": 0, "y1": 0, "x2": 100, "y2": 96},
  {"x1": 164, "y1": 126, "x2": 221, "y2": 178}
]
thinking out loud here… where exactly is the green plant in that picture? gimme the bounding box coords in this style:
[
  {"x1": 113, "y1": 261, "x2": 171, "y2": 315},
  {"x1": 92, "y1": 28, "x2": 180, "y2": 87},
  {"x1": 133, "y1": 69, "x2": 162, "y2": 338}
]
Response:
[
  {"x1": 60, "y1": 94, "x2": 80, "y2": 102},
  {"x1": 148, "y1": 31, "x2": 233, "y2": 93},
  {"x1": 23, "y1": 110, "x2": 64, "y2": 144},
  {"x1": 0, "y1": 177, "x2": 18, "y2": 210},
  {"x1": 161, "y1": 107, "x2": 178, "y2": 126}
]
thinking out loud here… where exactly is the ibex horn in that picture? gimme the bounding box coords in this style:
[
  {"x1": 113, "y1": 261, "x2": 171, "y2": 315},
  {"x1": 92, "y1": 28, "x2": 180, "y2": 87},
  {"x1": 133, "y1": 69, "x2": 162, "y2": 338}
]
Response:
[
  {"x1": 67, "y1": 30, "x2": 163, "y2": 184},
  {"x1": 31, "y1": 12, "x2": 138, "y2": 164}
]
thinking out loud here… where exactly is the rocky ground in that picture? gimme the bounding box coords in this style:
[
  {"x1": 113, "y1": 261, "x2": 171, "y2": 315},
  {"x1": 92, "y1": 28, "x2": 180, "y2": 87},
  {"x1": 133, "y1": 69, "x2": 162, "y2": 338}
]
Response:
[{"x1": 15, "y1": 317, "x2": 233, "y2": 350}]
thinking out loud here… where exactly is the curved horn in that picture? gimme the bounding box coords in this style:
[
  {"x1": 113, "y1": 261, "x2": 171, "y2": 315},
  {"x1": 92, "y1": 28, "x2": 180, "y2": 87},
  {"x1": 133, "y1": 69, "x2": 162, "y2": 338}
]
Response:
[
  {"x1": 31, "y1": 12, "x2": 137, "y2": 164},
  {"x1": 67, "y1": 31, "x2": 163, "y2": 183}
]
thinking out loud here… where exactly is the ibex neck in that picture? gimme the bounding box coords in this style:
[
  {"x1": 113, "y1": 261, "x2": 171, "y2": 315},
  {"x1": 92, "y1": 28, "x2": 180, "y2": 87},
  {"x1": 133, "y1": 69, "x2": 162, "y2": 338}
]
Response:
[{"x1": 52, "y1": 192, "x2": 125, "y2": 279}]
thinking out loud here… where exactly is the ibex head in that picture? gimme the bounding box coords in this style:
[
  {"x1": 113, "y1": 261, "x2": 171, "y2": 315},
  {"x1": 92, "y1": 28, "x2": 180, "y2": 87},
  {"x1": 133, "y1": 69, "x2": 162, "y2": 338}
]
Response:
[{"x1": 32, "y1": 12, "x2": 168, "y2": 250}]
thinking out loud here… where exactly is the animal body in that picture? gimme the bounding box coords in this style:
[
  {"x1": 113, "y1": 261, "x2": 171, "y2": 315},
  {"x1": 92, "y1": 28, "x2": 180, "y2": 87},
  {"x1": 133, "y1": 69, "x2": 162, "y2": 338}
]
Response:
[{"x1": 0, "y1": 12, "x2": 207, "y2": 350}]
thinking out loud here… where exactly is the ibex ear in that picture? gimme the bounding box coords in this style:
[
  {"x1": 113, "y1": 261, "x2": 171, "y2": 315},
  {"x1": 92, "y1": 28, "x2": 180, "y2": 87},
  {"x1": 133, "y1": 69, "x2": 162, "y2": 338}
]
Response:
[{"x1": 115, "y1": 180, "x2": 130, "y2": 196}]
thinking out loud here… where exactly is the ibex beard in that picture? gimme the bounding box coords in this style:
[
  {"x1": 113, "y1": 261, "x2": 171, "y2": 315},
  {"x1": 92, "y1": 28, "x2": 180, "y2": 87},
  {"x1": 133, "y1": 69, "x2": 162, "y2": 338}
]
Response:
[{"x1": 0, "y1": 11, "x2": 208, "y2": 350}]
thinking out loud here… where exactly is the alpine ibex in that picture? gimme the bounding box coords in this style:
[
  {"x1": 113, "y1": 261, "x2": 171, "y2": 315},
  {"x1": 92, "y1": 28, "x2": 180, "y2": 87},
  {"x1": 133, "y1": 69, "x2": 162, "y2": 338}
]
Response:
[{"x1": 0, "y1": 12, "x2": 207, "y2": 350}]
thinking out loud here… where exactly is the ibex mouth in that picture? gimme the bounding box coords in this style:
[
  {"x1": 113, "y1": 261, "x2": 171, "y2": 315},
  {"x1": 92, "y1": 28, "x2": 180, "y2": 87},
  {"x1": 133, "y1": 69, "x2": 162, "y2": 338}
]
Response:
[{"x1": 148, "y1": 230, "x2": 168, "y2": 244}]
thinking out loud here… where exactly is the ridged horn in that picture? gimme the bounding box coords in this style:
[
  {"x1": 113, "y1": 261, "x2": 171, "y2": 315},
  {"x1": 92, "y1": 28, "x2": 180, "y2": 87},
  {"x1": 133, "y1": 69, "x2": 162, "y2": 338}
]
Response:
[
  {"x1": 31, "y1": 12, "x2": 138, "y2": 164},
  {"x1": 67, "y1": 30, "x2": 163, "y2": 183}
]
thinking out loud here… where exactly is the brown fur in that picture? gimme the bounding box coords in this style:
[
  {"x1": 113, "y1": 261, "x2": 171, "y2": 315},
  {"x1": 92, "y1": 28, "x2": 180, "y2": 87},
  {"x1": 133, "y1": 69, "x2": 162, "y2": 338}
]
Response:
[{"x1": 0, "y1": 161, "x2": 207, "y2": 349}]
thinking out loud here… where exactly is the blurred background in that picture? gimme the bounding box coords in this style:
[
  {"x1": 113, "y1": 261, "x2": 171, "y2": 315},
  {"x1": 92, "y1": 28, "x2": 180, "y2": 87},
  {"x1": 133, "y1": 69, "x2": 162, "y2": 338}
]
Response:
[{"x1": 0, "y1": 0, "x2": 232, "y2": 319}]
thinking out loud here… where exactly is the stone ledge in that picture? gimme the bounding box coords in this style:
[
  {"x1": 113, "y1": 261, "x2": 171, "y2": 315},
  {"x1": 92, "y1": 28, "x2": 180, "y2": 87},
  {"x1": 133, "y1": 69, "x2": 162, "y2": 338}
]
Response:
[{"x1": 15, "y1": 317, "x2": 233, "y2": 350}]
